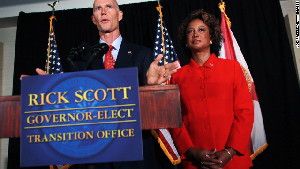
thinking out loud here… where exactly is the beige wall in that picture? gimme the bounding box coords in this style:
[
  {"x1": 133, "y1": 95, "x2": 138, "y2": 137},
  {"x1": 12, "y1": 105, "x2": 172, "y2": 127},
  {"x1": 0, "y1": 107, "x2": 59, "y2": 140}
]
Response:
[
  {"x1": 281, "y1": 0, "x2": 300, "y2": 85},
  {"x1": 0, "y1": 138, "x2": 8, "y2": 169},
  {"x1": 0, "y1": 42, "x2": 7, "y2": 169},
  {"x1": 0, "y1": 27, "x2": 16, "y2": 96},
  {"x1": 0, "y1": 42, "x2": 3, "y2": 94},
  {"x1": 0, "y1": 0, "x2": 156, "y2": 18},
  {"x1": 0, "y1": 27, "x2": 16, "y2": 169}
]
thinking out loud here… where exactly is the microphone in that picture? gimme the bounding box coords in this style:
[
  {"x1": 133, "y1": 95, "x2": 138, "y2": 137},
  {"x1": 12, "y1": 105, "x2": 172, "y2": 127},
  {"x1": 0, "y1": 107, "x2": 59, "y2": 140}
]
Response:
[
  {"x1": 85, "y1": 43, "x2": 109, "y2": 70},
  {"x1": 65, "y1": 42, "x2": 109, "y2": 71},
  {"x1": 90, "y1": 42, "x2": 109, "y2": 53}
]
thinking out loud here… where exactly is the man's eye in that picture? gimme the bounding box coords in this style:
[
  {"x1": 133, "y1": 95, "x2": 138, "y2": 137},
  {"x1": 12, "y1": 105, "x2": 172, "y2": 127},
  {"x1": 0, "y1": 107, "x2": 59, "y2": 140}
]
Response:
[{"x1": 94, "y1": 6, "x2": 101, "y2": 11}]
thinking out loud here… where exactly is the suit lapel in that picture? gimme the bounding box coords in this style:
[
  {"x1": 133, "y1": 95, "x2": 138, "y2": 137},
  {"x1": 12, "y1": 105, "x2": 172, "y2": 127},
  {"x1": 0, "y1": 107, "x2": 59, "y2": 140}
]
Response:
[{"x1": 115, "y1": 40, "x2": 134, "y2": 68}]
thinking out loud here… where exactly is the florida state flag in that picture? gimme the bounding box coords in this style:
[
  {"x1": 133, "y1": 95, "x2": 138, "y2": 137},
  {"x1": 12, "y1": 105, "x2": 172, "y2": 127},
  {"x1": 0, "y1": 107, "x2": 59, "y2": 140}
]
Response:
[{"x1": 218, "y1": 1, "x2": 268, "y2": 159}]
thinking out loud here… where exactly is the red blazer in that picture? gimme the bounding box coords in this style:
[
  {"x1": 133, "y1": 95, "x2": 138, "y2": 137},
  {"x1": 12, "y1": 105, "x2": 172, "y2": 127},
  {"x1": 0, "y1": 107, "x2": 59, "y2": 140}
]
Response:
[{"x1": 171, "y1": 54, "x2": 254, "y2": 169}]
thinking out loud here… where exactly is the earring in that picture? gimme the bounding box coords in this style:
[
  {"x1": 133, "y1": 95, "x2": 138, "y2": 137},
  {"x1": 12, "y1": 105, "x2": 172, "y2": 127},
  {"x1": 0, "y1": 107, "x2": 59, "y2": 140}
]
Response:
[{"x1": 210, "y1": 40, "x2": 212, "y2": 44}]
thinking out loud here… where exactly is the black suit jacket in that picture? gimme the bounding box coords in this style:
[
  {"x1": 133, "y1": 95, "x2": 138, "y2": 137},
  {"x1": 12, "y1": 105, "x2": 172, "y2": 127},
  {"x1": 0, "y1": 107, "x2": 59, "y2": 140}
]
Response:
[{"x1": 68, "y1": 39, "x2": 153, "y2": 86}]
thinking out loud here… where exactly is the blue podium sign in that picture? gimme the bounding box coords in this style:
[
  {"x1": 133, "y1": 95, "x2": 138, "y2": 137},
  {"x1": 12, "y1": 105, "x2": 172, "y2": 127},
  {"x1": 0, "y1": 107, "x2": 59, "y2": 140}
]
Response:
[{"x1": 20, "y1": 68, "x2": 143, "y2": 167}]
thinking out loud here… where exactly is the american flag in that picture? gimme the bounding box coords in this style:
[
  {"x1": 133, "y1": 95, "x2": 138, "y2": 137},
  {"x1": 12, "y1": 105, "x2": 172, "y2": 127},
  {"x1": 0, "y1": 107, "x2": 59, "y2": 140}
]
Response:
[
  {"x1": 152, "y1": 4, "x2": 181, "y2": 165},
  {"x1": 153, "y1": 17, "x2": 179, "y2": 65},
  {"x1": 46, "y1": 17, "x2": 63, "y2": 74}
]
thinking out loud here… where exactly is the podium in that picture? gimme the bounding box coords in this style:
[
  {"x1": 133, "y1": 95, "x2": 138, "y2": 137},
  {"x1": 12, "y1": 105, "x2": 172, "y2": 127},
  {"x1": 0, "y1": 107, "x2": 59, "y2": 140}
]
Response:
[{"x1": 0, "y1": 85, "x2": 181, "y2": 138}]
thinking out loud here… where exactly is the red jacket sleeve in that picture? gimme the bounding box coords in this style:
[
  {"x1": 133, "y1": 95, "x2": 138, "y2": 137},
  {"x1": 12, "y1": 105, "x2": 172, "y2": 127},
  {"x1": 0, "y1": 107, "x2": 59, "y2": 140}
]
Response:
[{"x1": 170, "y1": 123, "x2": 194, "y2": 159}]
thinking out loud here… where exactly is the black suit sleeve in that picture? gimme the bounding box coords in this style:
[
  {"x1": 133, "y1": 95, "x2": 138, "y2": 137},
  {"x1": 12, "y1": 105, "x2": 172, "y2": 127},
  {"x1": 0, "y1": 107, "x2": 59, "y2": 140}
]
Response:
[
  {"x1": 136, "y1": 46, "x2": 153, "y2": 86},
  {"x1": 118, "y1": 41, "x2": 153, "y2": 86}
]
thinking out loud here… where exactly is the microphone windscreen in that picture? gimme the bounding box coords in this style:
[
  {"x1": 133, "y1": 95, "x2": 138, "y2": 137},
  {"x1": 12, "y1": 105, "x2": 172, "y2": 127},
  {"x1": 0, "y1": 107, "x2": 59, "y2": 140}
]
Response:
[{"x1": 99, "y1": 43, "x2": 109, "y2": 54}]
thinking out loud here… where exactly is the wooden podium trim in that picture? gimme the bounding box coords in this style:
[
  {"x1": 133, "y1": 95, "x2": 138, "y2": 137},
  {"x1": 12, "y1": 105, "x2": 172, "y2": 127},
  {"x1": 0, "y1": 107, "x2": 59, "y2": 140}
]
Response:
[{"x1": 0, "y1": 85, "x2": 181, "y2": 138}]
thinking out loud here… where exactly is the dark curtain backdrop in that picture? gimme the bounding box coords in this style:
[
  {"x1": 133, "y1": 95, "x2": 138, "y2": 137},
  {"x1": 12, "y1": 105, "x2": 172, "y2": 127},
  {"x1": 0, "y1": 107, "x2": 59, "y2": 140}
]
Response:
[{"x1": 10, "y1": 0, "x2": 300, "y2": 169}]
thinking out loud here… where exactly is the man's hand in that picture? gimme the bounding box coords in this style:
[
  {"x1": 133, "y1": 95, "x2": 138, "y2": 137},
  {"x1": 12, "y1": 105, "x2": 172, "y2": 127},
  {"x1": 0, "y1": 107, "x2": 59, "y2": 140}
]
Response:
[
  {"x1": 20, "y1": 68, "x2": 48, "y2": 80},
  {"x1": 186, "y1": 148, "x2": 222, "y2": 169},
  {"x1": 36, "y1": 68, "x2": 48, "y2": 75},
  {"x1": 146, "y1": 54, "x2": 180, "y2": 85},
  {"x1": 20, "y1": 74, "x2": 28, "y2": 80}
]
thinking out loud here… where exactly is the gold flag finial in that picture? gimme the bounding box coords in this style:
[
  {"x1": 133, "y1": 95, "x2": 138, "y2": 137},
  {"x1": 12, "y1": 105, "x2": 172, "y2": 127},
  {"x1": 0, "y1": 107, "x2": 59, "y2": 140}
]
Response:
[
  {"x1": 218, "y1": 0, "x2": 231, "y2": 28},
  {"x1": 218, "y1": 0, "x2": 225, "y2": 13}
]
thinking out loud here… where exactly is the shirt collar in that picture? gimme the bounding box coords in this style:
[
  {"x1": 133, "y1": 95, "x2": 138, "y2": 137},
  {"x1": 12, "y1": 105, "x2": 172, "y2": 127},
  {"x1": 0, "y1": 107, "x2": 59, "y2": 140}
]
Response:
[
  {"x1": 189, "y1": 53, "x2": 217, "y2": 69},
  {"x1": 99, "y1": 35, "x2": 122, "y2": 51}
]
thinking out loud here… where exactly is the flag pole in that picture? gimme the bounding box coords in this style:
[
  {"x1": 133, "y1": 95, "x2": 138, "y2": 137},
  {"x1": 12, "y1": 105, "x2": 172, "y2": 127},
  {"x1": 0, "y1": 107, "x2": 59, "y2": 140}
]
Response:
[
  {"x1": 47, "y1": 2, "x2": 69, "y2": 169},
  {"x1": 218, "y1": 0, "x2": 268, "y2": 160},
  {"x1": 46, "y1": 15, "x2": 56, "y2": 74},
  {"x1": 156, "y1": 1, "x2": 167, "y2": 65},
  {"x1": 47, "y1": 12, "x2": 54, "y2": 166},
  {"x1": 46, "y1": 0, "x2": 59, "y2": 74}
]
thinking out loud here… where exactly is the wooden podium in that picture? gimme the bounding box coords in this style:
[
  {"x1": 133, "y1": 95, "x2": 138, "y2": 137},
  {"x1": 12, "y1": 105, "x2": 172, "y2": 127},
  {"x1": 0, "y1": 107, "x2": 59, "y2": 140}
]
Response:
[{"x1": 0, "y1": 85, "x2": 181, "y2": 138}]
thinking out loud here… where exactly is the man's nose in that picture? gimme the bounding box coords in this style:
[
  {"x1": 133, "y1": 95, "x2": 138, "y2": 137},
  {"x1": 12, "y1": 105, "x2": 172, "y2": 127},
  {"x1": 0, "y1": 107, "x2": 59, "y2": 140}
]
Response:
[{"x1": 101, "y1": 8, "x2": 107, "y2": 15}]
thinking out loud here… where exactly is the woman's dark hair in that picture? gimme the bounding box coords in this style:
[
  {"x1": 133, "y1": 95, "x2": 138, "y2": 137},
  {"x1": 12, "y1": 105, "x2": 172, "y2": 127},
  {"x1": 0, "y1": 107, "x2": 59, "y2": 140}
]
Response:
[{"x1": 178, "y1": 9, "x2": 222, "y2": 59}]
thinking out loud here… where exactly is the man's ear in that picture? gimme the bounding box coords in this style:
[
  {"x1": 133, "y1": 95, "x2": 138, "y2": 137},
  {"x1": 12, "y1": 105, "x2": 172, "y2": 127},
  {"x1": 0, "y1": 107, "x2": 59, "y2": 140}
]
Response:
[
  {"x1": 118, "y1": 10, "x2": 123, "y2": 22},
  {"x1": 91, "y1": 15, "x2": 96, "y2": 25}
]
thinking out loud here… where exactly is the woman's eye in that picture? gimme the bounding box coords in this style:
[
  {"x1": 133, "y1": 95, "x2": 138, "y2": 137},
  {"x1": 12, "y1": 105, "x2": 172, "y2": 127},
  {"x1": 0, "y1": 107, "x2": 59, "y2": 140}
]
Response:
[
  {"x1": 186, "y1": 29, "x2": 194, "y2": 34},
  {"x1": 199, "y1": 28, "x2": 206, "y2": 32}
]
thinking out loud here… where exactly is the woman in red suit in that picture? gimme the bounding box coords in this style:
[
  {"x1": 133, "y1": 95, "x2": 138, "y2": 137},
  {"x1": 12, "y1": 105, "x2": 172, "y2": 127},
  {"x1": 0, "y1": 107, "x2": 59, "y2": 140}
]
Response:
[{"x1": 170, "y1": 9, "x2": 254, "y2": 169}]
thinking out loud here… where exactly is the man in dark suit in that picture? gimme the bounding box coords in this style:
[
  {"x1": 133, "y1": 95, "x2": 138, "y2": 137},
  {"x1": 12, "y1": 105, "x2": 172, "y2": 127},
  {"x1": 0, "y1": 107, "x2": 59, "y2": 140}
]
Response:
[
  {"x1": 37, "y1": 0, "x2": 176, "y2": 86},
  {"x1": 82, "y1": 40, "x2": 153, "y2": 86},
  {"x1": 36, "y1": 0, "x2": 179, "y2": 169}
]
